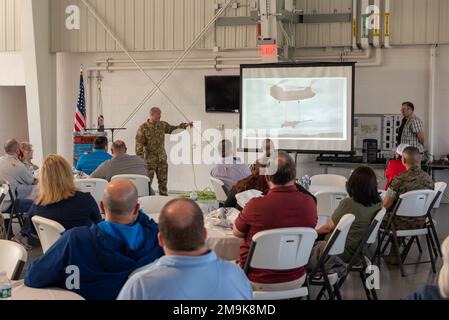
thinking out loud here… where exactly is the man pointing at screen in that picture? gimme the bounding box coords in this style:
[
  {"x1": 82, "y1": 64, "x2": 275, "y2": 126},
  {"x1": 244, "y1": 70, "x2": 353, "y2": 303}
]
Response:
[{"x1": 136, "y1": 107, "x2": 193, "y2": 196}]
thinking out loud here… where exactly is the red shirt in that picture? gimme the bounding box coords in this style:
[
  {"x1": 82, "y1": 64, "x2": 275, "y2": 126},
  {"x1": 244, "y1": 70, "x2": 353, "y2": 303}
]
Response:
[
  {"x1": 385, "y1": 159, "x2": 407, "y2": 190},
  {"x1": 234, "y1": 185, "x2": 318, "y2": 284}
]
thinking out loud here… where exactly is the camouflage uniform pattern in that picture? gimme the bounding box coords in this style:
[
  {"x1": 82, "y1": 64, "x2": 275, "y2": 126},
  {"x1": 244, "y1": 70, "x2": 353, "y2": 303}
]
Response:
[
  {"x1": 0, "y1": 214, "x2": 5, "y2": 239},
  {"x1": 136, "y1": 121, "x2": 181, "y2": 196},
  {"x1": 384, "y1": 166, "x2": 434, "y2": 230}
]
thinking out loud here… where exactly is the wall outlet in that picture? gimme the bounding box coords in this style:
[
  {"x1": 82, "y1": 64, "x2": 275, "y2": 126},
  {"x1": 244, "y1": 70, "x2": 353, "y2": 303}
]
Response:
[{"x1": 232, "y1": 2, "x2": 239, "y2": 9}]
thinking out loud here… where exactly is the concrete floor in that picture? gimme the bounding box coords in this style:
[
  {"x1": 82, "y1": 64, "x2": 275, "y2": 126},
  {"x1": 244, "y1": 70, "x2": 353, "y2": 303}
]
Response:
[{"x1": 17, "y1": 203, "x2": 449, "y2": 300}]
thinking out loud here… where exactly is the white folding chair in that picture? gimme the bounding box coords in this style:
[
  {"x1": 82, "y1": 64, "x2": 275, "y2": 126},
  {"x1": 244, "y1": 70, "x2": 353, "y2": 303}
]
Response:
[
  {"x1": 315, "y1": 191, "x2": 348, "y2": 228},
  {"x1": 311, "y1": 174, "x2": 347, "y2": 188},
  {"x1": 74, "y1": 178, "x2": 108, "y2": 207},
  {"x1": 111, "y1": 174, "x2": 152, "y2": 197},
  {"x1": 139, "y1": 195, "x2": 179, "y2": 216},
  {"x1": 433, "y1": 182, "x2": 447, "y2": 210},
  {"x1": 31, "y1": 216, "x2": 65, "y2": 254},
  {"x1": 378, "y1": 189, "x2": 436, "y2": 277},
  {"x1": 210, "y1": 177, "x2": 228, "y2": 204},
  {"x1": 336, "y1": 208, "x2": 387, "y2": 300},
  {"x1": 308, "y1": 214, "x2": 355, "y2": 300},
  {"x1": 243, "y1": 227, "x2": 317, "y2": 300},
  {"x1": 0, "y1": 240, "x2": 28, "y2": 280}
]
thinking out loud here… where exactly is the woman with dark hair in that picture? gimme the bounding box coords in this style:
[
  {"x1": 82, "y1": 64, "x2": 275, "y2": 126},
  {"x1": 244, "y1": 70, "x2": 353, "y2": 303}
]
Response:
[
  {"x1": 223, "y1": 162, "x2": 270, "y2": 209},
  {"x1": 315, "y1": 166, "x2": 382, "y2": 263}
]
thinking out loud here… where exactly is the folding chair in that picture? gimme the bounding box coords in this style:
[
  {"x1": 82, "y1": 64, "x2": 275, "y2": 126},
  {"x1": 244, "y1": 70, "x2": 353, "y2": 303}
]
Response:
[
  {"x1": 0, "y1": 240, "x2": 28, "y2": 280},
  {"x1": 210, "y1": 177, "x2": 227, "y2": 205},
  {"x1": 32, "y1": 216, "x2": 66, "y2": 254},
  {"x1": 315, "y1": 191, "x2": 348, "y2": 228},
  {"x1": 111, "y1": 174, "x2": 152, "y2": 197},
  {"x1": 310, "y1": 174, "x2": 347, "y2": 188},
  {"x1": 377, "y1": 190, "x2": 436, "y2": 277},
  {"x1": 336, "y1": 208, "x2": 387, "y2": 300},
  {"x1": 138, "y1": 195, "x2": 179, "y2": 215},
  {"x1": 0, "y1": 184, "x2": 25, "y2": 240},
  {"x1": 74, "y1": 178, "x2": 108, "y2": 207},
  {"x1": 243, "y1": 228, "x2": 318, "y2": 300},
  {"x1": 426, "y1": 182, "x2": 447, "y2": 258},
  {"x1": 308, "y1": 214, "x2": 356, "y2": 300}
]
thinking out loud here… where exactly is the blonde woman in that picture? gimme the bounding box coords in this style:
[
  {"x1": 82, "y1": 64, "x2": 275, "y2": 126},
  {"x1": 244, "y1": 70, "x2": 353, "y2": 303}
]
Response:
[
  {"x1": 19, "y1": 142, "x2": 39, "y2": 173},
  {"x1": 14, "y1": 155, "x2": 102, "y2": 248},
  {"x1": 402, "y1": 236, "x2": 449, "y2": 300}
]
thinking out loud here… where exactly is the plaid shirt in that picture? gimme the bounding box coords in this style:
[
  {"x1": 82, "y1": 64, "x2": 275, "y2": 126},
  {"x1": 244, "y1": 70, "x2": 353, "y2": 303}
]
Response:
[{"x1": 400, "y1": 115, "x2": 424, "y2": 152}]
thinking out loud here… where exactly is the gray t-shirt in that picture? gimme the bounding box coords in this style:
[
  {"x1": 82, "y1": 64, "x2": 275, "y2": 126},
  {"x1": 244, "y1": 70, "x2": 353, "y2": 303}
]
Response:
[
  {"x1": 0, "y1": 154, "x2": 35, "y2": 193},
  {"x1": 90, "y1": 154, "x2": 149, "y2": 182}
]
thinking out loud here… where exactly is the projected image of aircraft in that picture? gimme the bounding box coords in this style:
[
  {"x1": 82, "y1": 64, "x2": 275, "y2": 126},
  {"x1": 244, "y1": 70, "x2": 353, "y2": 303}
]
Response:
[
  {"x1": 270, "y1": 81, "x2": 316, "y2": 102},
  {"x1": 269, "y1": 80, "x2": 317, "y2": 129},
  {"x1": 281, "y1": 120, "x2": 313, "y2": 129}
]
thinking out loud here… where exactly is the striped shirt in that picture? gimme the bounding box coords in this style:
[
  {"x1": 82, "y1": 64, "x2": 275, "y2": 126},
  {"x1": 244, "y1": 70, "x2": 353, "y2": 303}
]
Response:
[{"x1": 400, "y1": 115, "x2": 424, "y2": 152}]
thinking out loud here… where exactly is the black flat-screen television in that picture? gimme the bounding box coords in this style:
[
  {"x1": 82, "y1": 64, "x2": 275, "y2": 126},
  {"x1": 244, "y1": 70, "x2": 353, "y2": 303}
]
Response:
[{"x1": 205, "y1": 76, "x2": 240, "y2": 113}]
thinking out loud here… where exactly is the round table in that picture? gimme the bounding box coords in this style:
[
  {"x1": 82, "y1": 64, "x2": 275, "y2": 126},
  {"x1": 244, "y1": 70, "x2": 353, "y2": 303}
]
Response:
[
  {"x1": 146, "y1": 213, "x2": 241, "y2": 261},
  {"x1": 11, "y1": 280, "x2": 84, "y2": 300}
]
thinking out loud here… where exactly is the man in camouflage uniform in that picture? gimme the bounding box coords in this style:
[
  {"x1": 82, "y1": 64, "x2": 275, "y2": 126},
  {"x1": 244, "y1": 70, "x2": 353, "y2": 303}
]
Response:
[
  {"x1": 383, "y1": 146, "x2": 434, "y2": 262},
  {"x1": 136, "y1": 107, "x2": 192, "y2": 196}
]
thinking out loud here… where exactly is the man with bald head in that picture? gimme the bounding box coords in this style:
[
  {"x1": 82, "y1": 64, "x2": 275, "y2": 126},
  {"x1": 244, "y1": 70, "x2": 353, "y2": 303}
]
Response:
[
  {"x1": 0, "y1": 139, "x2": 37, "y2": 193},
  {"x1": 25, "y1": 179, "x2": 163, "y2": 300},
  {"x1": 118, "y1": 198, "x2": 253, "y2": 300},
  {"x1": 91, "y1": 141, "x2": 152, "y2": 193},
  {"x1": 136, "y1": 107, "x2": 193, "y2": 196}
]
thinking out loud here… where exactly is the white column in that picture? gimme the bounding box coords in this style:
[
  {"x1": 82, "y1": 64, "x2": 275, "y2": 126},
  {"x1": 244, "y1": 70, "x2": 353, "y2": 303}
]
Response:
[{"x1": 19, "y1": 0, "x2": 57, "y2": 165}]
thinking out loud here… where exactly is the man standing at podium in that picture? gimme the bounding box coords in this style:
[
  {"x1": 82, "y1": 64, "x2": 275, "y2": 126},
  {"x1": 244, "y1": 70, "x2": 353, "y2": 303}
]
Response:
[{"x1": 136, "y1": 107, "x2": 193, "y2": 196}]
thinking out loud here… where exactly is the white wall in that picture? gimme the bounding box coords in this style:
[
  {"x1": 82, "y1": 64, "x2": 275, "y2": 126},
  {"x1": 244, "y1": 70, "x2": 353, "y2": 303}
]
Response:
[
  {"x1": 0, "y1": 52, "x2": 25, "y2": 85},
  {"x1": 56, "y1": 45, "x2": 449, "y2": 192},
  {"x1": 0, "y1": 86, "x2": 29, "y2": 150}
]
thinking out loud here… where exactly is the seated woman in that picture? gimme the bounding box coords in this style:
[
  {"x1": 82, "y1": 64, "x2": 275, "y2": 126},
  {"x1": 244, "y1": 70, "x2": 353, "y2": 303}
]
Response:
[
  {"x1": 385, "y1": 144, "x2": 409, "y2": 190},
  {"x1": 223, "y1": 162, "x2": 270, "y2": 210},
  {"x1": 308, "y1": 166, "x2": 382, "y2": 274},
  {"x1": 402, "y1": 236, "x2": 449, "y2": 300},
  {"x1": 19, "y1": 142, "x2": 39, "y2": 174},
  {"x1": 14, "y1": 154, "x2": 102, "y2": 249}
]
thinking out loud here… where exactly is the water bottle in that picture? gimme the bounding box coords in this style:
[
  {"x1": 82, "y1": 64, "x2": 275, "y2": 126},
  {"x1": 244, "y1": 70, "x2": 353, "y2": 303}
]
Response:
[{"x1": 0, "y1": 272, "x2": 12, "y2": 300}]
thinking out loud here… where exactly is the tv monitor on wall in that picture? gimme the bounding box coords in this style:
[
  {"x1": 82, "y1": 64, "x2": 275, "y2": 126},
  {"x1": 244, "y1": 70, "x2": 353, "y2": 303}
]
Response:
[
  {"x1": 205, "y1": 76, "x2": 240, "y2": 113},
  {"x1": 240, "y1": 62, "x2": 355, "y2": 153}
]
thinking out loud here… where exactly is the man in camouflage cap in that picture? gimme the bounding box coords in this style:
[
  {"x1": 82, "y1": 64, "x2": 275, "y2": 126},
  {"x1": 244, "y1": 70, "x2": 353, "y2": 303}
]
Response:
[{"x1": 136, "y1": 107, "x2": 193, "y2": 196}]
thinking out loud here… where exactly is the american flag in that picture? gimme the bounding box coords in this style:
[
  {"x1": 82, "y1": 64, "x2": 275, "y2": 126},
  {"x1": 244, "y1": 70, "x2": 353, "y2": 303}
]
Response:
[{"x1": 74, "y1": 69, "x2": 86, "y2": 132}]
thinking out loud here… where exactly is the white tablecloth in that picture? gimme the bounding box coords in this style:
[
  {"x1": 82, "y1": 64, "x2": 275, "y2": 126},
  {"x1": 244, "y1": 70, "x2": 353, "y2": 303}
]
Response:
[
  {"x1": 146, "y1": 213, "x2": 242, "y2": 261},
  {"x1": 11, "y1": 280, "x2": 84, "y2": 300},
  {"x1": 206, "y1": 226, "x2": 242, "y2": 261}
]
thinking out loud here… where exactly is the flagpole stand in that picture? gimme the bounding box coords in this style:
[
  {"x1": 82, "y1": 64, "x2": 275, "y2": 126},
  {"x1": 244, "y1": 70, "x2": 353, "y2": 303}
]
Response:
[{"x1": 84, "y1": 127, "x2": 127, "y2": 142}]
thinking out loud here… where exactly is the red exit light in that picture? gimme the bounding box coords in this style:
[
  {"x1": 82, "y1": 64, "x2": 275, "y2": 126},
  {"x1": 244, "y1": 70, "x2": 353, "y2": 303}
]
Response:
[{"x1": 260, "y1": 44, "x2": 278, "y2": 57}]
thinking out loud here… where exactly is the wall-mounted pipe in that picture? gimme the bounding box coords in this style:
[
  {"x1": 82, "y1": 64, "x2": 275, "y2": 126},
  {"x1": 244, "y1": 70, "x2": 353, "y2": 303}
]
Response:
[
  {"x1": 428, "y1": 45, "x2": 437, "y2": 156},
  {"x1": 94, "y1": 57, "x2": 262, "y2": 65},
  {"x1": 360, "y1": 0, "x2": 370, "y2": 49},
  {"x1": 384, "y1": 0, "x2": 391, "y2": 48},
  {"x1": 84, "y1": 65, "x2": 242, "y2": 72},
  {"x1": 372, "y1": 0, "x2": 381, "y2": 48},
  {"x1": 352, "y1": 0, "x2": 358, "y2": 49}
]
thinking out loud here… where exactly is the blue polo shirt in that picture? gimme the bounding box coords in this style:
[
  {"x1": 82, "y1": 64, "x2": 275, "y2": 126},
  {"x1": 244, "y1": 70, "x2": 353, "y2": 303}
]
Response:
[
  {"x1": 76, "y1": 149, "x2": 112, "y2": 175},
  {"x1": 117, "y1": 251, "x2": 253, "y2": 300}
]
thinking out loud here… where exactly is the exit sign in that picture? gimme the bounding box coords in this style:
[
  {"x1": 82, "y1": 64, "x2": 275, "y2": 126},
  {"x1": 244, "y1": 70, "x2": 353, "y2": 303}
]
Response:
[{"x1": 260, "y1": 44, "x2": 278, "y2": 57}]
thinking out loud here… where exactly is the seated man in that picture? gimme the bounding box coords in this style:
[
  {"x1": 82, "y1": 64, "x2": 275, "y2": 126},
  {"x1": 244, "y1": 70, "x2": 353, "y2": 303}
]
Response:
[
  {"x1": 0, "y1": 139, "x2": 37, "y2": 194},
  {"x1": 211, "y1": 139, "x2": 251, "y2": 194},
  {"x1": 91, "y1": 140, "x2": 149, "y2": 183},
  {"x1": 25, "y1": 179, "x2": 164, "y2": 300},
  {"x1": 76, "y1": 136, "x2": 112, "y2": 175},
  {"x1": 233, "y1": 151, "x2": 318, "y2": 290},
  {"x1": 383, "y1": 146, "x2": 434, "y2": 262},
  {"x1": 117, "y1": 198, "x2": 253, "y2": 300}
]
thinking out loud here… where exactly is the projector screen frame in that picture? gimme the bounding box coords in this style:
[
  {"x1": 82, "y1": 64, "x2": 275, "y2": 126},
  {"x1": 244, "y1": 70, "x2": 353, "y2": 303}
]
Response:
[{"x1": 239, "y1": 62, "x2": 356, "y2": 154}]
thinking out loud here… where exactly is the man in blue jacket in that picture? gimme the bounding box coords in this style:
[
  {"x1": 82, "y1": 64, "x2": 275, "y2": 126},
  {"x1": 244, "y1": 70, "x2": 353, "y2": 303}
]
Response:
[
  {"x1": 76, "y1": 136, "x2": 112, "y2": 175},
  {"x1": 25, "y1": 179, "x2": 164, "y2": 300}
]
